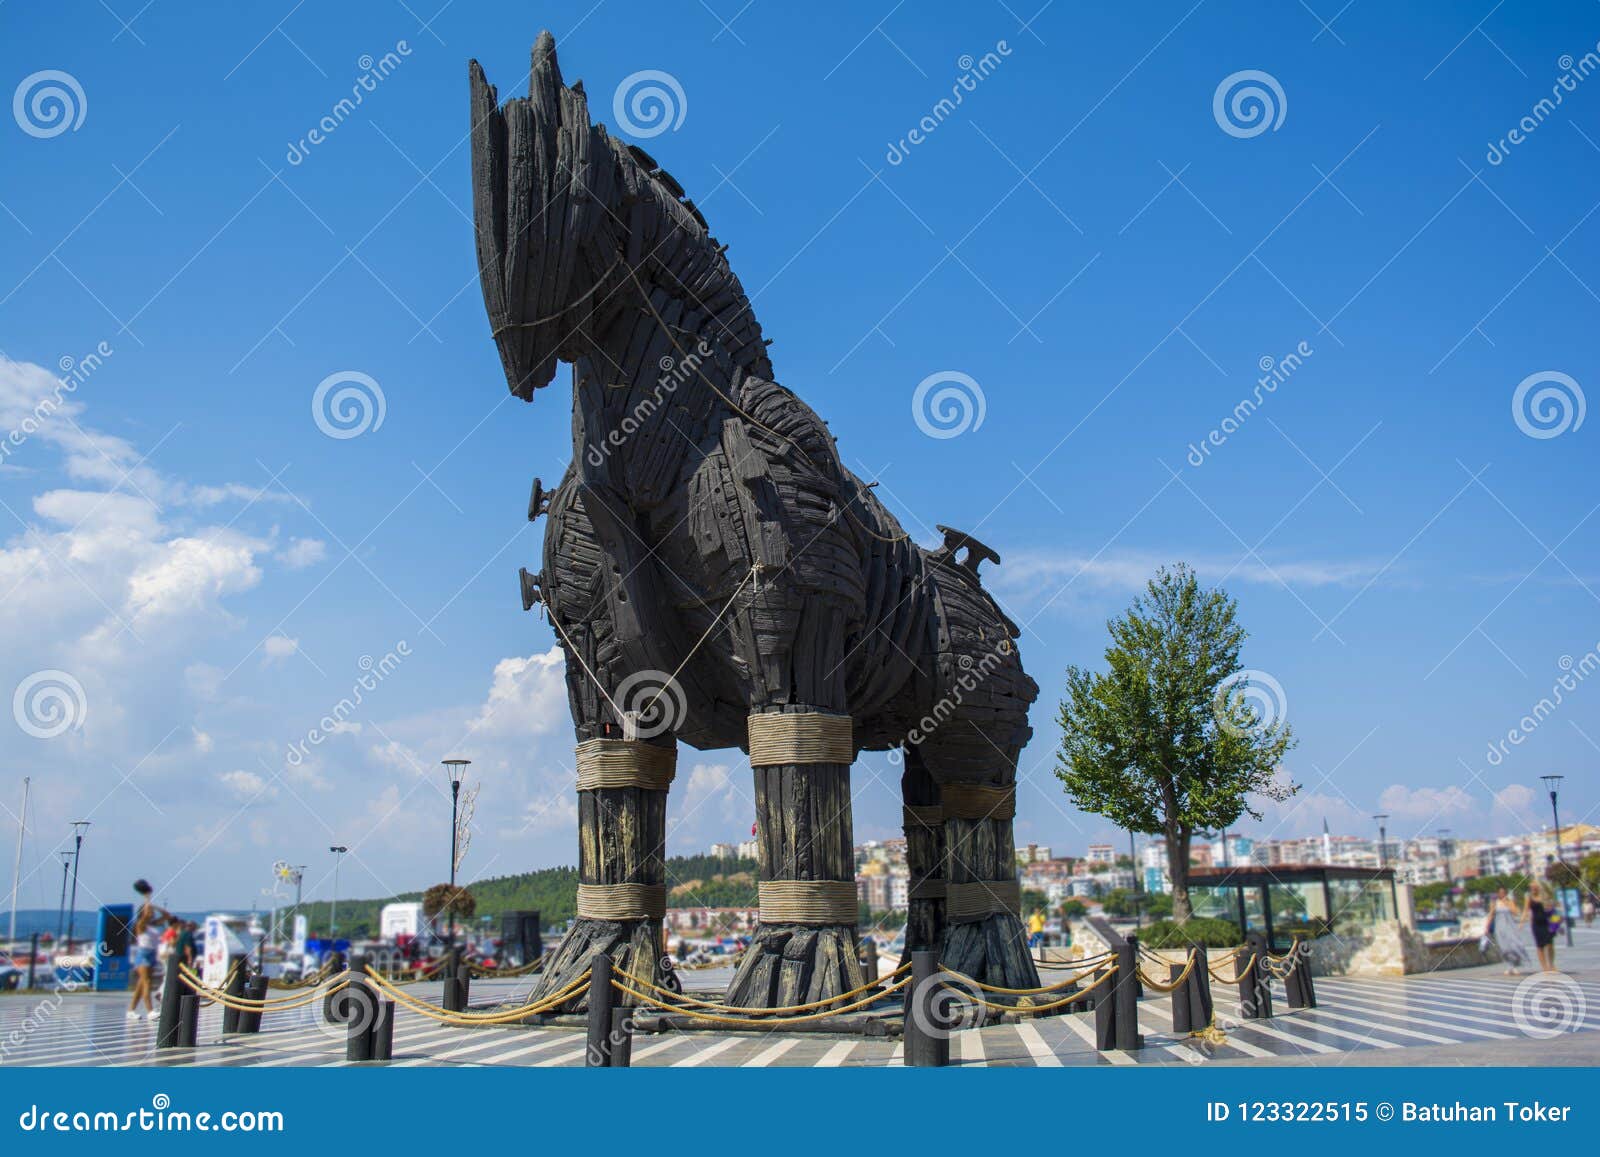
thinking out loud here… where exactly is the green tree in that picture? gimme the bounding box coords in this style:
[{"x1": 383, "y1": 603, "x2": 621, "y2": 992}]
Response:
[{"x1": 1055, "y1": 565, "x2": 1297, "y2": 921}]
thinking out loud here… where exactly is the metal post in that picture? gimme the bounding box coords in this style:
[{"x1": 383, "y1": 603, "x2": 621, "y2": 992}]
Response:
[
  {"x1": 342, "y1": 968, "x2": 377, "y2": 1061},
  {"x1": 8, "y1": 777, "x2": 27, "y2": 947},
  {"x1": 328, "y1": 846, "x2": 347, "y2": 938},
  {"x1": 55, "y1": 853, "x2": 70, "y2": 947},
  {"x1": 65, "y1": 822, "x2": 88, "y2": 955},
  {"x1": 26, "y1": 932, "x2": 39, "y2": 990},
  {"x1": 1189, "y1": 943, "x2": 1213, "y2": 1027},
  {"x1": 1544, "y1": 776, "x2": 1574, "y2": 948},
  {"x1": 450, "y1": 778, "x2": 461, "y2": 945},
  {"x1": 585, "y1": 953, "x2": 617, "y2": 1066},
  {"x1": 903, "y1": 949, "x2": 949, "y2": 1067},
  {"x1": 1170, "y1": 957, "x2": 1193, "y2": 1033}
]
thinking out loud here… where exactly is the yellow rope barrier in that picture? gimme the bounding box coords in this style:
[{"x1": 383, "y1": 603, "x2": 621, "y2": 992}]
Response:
[
  {"x1": 938, "y1": 963, "x2": 1103, "y2": 995},
  {"x1": 1134, "y1": 952, "x2": 1197, "y2": 993},
  {"x1": 363, "y1": 967, "x2": 591, "y2": 1025},
  {"x1": 610, "y1": 974, "x2": 912, "y2": 1025},
  {"x1": 1207, "y1": 953, "x2": 1257, "y2": 984},
  {"x1": 178, "y1": 965, "x2": 349, "y2": 1009},
  {"x1": 953, "y1": 965, "x2": 1120, "y2": 1014},
  {"x1": 612, "y1": 960, "x2": 911, "y2": 1017}
]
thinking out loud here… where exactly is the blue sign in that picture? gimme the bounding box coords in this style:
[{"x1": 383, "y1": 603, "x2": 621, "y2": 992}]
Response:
[{"x1": 92, "y1": 904, "x2": 133, "y2": 992}]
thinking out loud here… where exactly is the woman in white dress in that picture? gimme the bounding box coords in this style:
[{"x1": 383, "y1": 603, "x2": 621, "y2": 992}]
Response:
[{"x1": 1488, "y1": 887, "x2": 1529, "y2": 975}]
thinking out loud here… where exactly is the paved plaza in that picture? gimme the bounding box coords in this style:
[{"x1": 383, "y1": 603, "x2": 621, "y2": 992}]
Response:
[{"x1": 4, "y1": 929, "x2": 1598, "y2": 1069}]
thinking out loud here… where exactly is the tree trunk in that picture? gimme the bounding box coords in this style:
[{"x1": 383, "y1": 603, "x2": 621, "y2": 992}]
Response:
[{"x1": 1168, "y1": 827, "x2": 1193, "y2": 923}]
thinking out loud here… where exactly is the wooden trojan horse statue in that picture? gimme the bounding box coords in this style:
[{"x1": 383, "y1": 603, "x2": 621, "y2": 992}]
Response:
[{"x1": 468, "y1": 31, "x2": 1041, "y2": 1009}]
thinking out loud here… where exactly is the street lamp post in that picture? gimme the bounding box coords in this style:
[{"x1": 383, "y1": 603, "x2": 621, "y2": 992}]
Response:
[
  {"x1": 64, "y1": 822, "x2": 89, "y2": 955},
  {"x1": 1541, "y1": 775, "x2": 1574, "y2": 948},
  {"x1": 1373, "y1": 814, "x2": 1389, "y2": 869},
  {"x1": 443, "y1": 760, "x2": 471, "y2": 946},
  {"x1": 328, "y1": 846, "x2": 348, "y2": 939},
  {"x1": 55, "y1": 852, "x2": 72, "y2": 945}
]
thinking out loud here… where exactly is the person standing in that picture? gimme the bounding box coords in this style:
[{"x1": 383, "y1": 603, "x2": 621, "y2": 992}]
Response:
[
  {"x1": 1027, "y1": 908, "x2": 1046, "y2": 952},
  {"x1": 126, "y1": 880, "x2": 173, "y2": 1022},
  {"x1": 1523, "y1": 880, "x2": 1558, "y2": 973},
  {"x1": 1489, "y1": 887, "x2": 1528, "y2": 975}
]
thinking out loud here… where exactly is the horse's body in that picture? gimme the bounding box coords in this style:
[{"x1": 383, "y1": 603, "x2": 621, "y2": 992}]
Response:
[{"x1": 470, "y1": 32, "x2": 1040, "y2": 1006}]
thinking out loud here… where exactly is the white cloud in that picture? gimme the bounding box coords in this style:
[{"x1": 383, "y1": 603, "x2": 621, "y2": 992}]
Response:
[
  {"x1": 261, "y1": 635, "x2": 300, "y2": 664},
  {"x1": 1492, "y1": 783, "x2": 1537, "y2": 822},
  {"x1": 1376, "y1": 783, "x2": 1476, "y2": 823},
  {"x1": 218, "y1": 769, "x2": 276, "y2": 801},
  {"x1": 277, "y1": 537, "x2": 327, "y2": 569},
  {"x1": 990, "y1": 549, "x2": 1387, "y2": 617},
  {"x1": 192, "y1": 727, "x2": 214, "y2": 753}
]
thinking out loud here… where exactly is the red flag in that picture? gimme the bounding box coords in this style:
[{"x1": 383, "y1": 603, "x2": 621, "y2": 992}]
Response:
[{"x1": 751, "y1": 822, "x2": 757, "y2": 836}]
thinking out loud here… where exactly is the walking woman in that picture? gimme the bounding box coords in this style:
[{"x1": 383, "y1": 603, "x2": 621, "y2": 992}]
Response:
[
  {"x1": 1489, "y1": 886, "x2": 1529, "y2": 975},
  {"x1": 1523, "y1": 880, "x2": 1558, "y2": 973},
  {"x1": 126, "y1": 879, "x2": 174, "y2": 1021}
]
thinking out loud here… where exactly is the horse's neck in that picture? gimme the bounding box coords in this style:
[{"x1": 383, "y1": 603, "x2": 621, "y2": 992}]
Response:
[{"x1": 571, "y1": 306, "x2": 740, "y2": 505}]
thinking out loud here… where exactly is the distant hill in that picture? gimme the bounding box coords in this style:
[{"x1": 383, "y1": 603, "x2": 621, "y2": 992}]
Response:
[{"x1": 287, "y1": 854, "x2": 762, "y2": 939}]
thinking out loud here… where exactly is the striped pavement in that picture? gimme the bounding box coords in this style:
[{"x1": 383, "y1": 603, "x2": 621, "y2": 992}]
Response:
[{"x1": 3, "y1": 935, "x2": 1599, "y2": 1068}]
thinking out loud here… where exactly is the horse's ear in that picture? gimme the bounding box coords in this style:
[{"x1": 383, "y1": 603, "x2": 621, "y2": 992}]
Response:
[{"x1": 531, "y1": 29, "x2": 563, "y2": 109}]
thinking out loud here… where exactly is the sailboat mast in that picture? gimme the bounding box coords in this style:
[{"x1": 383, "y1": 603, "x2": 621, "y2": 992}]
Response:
[{"x1": 8, "y1": 776, "x2": 28, "y2": 944}]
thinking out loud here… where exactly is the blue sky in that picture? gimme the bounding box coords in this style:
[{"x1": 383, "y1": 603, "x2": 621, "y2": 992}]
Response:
[{"x1": 2, "y1": 1, "x2": 1596, "y2": 914}]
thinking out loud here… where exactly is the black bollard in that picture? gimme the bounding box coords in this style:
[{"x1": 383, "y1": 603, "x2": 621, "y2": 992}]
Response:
[
  {"x1": 1112, "y1": 938, "x2": 1142, "y2": 1050},
  {"x1": 859, "y1": 936, "x2": 879, "y2": 983},
  {"x1": 1093, "y1": 964, "x2": 1117, "y2": 1049},
  {"x1": 1127, "y1": 933, "x2": 1143, "y2": 999},
  {"x1": 177, "y1": 994, "x2": 199, "y2": 1047},
  {"x1": 1189, "y1": 944, "x2": 1214, "y2": 1028},
  {"x1": 321, "y1": 952, "x2": 347, "y2": 1024},
  {"x1": 371, "y1": 999, "x2": 395, "y2": 1062},
  {"x1": 240, "y1": 976, "x2": 269, "y2": 1034},
  {"x1": 27, "y1": 933, "x2": 39, "y2": 990},
  {"x1": 903, "y1": 950, "x2": 949, "y2": 1068},
  {"x1": 221, "y1": 965, "x2": 248, "y2": 1034},
  {"x1": 585, "y1": 953, "x2": 617, "y2": 1067},
  {"x1": 1169, "y1": 957, "x2": 1193, "y2": 1034},
  {"x1": 441, "y1": 946, "x2": 467, "y2": 1012},
  {"x1": 155, "y1": 959, "x2": 185, "y2": 1048},
  {"x1": 1284, "y1": 939, "x2": 1316, "y2": 1009},
  {"x1": 1237, "y1": 933, "x2": 1272, "y2": 1020},
  {"x1": 342, "y1": 977, "x2": 379, "y2": 1062},
  {"x1": 609, "y1": 1007, "x2": 634, "y2": 1068}
]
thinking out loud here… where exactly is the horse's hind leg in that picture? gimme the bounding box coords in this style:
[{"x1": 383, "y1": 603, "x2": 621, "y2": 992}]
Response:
[{"x1": 918, "y1": 733, "x2": 1041, "y2": 991}]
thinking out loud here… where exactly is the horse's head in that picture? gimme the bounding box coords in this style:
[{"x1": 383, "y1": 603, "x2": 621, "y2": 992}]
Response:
[{"x1": 469, "y1": 31, "x2": 771, "y2": 402}]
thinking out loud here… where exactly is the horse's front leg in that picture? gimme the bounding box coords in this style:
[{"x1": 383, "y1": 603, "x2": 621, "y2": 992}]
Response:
[{"x1": 723, "y1": 598, "x2": 865, "y2": 1010}]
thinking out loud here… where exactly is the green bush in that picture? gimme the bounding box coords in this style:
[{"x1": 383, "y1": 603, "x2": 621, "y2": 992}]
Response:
[{"x1": 1130, "y1": 917, "x2": 1241, "y2": 948}]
